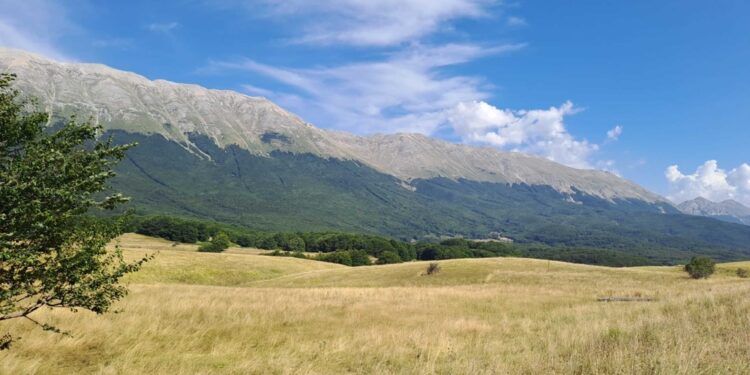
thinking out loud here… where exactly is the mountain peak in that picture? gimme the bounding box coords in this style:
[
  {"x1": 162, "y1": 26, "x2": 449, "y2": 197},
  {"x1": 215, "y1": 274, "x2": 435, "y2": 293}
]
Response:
[
  {"x1": 677, "y1": 197, "x2": 750, "y2": 223},
  {"x1": 0, "y1": 47, "x2": 667, "y2": 203}
]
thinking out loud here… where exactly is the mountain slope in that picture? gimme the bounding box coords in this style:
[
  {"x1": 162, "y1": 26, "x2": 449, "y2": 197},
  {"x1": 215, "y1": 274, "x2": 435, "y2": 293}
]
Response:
[
  {"x1": 0, "y1": 47, "x2": 663, "y2": 202},
  {"x1": 678, "y1": 197, "x2": 750, "y2": 226},
  {"x1": 108, "y1": 130, "x2": 750, "y2": 263},
  {"x1": 3, "y1": 47, "x2": 750, "y2": 262}
]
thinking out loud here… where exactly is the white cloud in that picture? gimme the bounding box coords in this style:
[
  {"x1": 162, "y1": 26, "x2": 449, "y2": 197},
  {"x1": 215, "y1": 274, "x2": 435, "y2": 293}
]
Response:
[
  {"x1": 0, "y1": 0, "x2": 74, "y2": 60},
  {"x1": 665, "y1": 160, "x2": 750, "y2": 206},
  {"x1": 227, "y1": 0, "x2": 494, "y2": 46},
  {"x1": 147, "y1": 22, "x2": 180, "y2": 33},
  {"x1": 606, "y1": 125, "x2": 622, "y2": 141},
  {"x1": 213, "y1": 46, "x2": 616, "y2": 169},
  {"x1": 213, "y1": 43, "x2": 521, "y2": 134},
  {"x1": 446, "y1": 100, "x2": 599, "y2": 169},
  {"x1": 207, "y1": 0, "x2": 617, "y2": 170}
]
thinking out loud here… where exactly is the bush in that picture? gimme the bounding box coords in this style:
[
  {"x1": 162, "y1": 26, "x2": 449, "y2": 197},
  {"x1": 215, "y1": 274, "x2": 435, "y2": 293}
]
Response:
[
  {"x1": 736, "y1": 268, "x2": 749, "y2": 278},
  {"x1": 136, "y1": 216, "x2": 212, "y2": 243},
  {"x1": 267, "y1": 250, "x2": 308, "y2": 259},
  {"x1": 274, "y1": 233, "x2": 306, "y2": 252},
  {"x1": 318, "y1": 251, "x2": 353, "y2": 266},
  {"x1": 376, "y1": 251, "x2": 402, "y2": 264},
  {"x1": 424, "y1": 262, "x2": 441, "y2": 276},
  {"x1": 349, "y1": 250, "x2": 372, "y2": 266},
  {"x1": 684, "y1": 256, "x2": 715, "y2": 279},
  {"x1": 198, "y1": 242, "x2": 222, "y2": 253},
  {"x1": 199, "y1": 232, "x2": 231, "y2": 253},
  {"x1": 234, "y1": 234, "x2": 259, "y2": 248}
]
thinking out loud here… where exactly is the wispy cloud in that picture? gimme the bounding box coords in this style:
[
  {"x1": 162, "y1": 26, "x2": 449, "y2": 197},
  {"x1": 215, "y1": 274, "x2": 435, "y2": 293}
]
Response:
[
  {"x1": 147, "y1": 22, "x2": 180, "y2": 33},
  {"x1": 506, "y1": 16, "x2": 527, "y2": 27},
  {"x1": 206, "y1": 0, "x2": 619, "y2": 169},
  {"x1": 210, "y1": 42, "x2": 614, "y2": 169},
  {"x1": 210, "y1": 43, "x2": 522, "y2": 134},
  {"x1": 0, "y1": 0, "x2": 75, "y2": 60},
  {"x1": 225, "y1": 0, "x2": 496, "y2": 46},
  {"x1": 606, "y1": 125, "x2": 623, "y2": 141}
]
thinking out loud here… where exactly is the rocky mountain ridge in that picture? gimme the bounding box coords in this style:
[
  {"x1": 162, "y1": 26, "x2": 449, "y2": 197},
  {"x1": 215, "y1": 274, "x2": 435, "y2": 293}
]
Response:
[
  {"x1": 677, "y1": 197, "x2": 750, "y2": 225},
  {"x1": 0, "y1": 47, "x2": 664, "y2": 203}
]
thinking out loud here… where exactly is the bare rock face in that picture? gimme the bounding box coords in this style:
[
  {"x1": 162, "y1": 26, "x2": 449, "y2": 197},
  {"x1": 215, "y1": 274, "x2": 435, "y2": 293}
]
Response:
[
  {"x1": 677, "y1": 197, "x2": 750, "y2": 224},
  {"x1": 0, "y1": 47, "x2": 665, "y2": 203}
]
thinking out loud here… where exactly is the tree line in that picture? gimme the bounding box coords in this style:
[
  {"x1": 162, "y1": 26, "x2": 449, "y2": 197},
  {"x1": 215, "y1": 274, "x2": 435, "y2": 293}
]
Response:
[{"x1": 123, "y1": 215, "x2": 657, "y2": 267}]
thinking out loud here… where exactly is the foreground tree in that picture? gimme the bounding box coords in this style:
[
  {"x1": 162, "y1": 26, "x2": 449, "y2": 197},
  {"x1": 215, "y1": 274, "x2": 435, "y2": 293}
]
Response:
[
  {"x1": 684, "y1": 256, "x2": 715, "y2": 279},
  {"x1": 0, "y1": 73, "x2": 148, "y2": 349}
]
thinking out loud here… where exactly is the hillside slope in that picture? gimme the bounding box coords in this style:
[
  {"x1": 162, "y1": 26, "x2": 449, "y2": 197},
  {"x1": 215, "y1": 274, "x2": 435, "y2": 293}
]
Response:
[{"x1": 109, "y1": 130, "x2": 750, "y2": 262}]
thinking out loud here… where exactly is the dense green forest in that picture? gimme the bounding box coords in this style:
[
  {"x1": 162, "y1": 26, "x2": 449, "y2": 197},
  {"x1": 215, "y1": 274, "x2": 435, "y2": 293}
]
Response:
[
  {"x1": 121, "y1": 215, "x2": 658, "y2": 267},
  {"x1": 104, "y1": 130, "x2": 750, "y2": 264}
]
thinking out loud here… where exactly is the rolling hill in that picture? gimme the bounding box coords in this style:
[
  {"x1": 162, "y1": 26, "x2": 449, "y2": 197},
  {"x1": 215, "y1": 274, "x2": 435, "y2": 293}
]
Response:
[{"x1": 2, "y1": 234, "x2": 749, "y2": 374}]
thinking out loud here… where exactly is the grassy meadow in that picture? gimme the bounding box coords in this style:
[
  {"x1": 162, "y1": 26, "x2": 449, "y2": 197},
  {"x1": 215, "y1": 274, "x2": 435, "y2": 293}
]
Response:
[{"x1": 2, "y1": 234, "x2": 750, "y2": 374}]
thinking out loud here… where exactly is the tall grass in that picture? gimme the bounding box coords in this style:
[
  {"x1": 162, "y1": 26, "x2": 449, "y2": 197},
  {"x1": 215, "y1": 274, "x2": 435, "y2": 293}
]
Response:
[{"x1": 1, "y1": 236, "x2": 749, "y2": 374}]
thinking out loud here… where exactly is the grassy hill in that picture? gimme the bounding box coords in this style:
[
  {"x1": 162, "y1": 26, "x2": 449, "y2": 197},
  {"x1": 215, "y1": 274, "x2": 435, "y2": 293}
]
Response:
[
  {"x1": 2, "y1": 235, "x2": 749, "y2": 374},
  {"x1": 115, "y1": 234, "x2": 344, "y2": 286}
]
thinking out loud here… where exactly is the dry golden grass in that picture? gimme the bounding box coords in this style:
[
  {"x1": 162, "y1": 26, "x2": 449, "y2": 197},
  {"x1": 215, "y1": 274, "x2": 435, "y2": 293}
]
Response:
[
  {"x1": 114, "y1": 234, "x2": 344, "y2": 287},
  {"x1": 2, "y1": 235, "x2": 750, "y2": 374}
]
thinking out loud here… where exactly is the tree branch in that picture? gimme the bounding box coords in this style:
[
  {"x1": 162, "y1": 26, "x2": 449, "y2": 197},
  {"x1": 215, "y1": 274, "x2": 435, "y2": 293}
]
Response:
[{"x1": 0, "y1": 299, "x2": 46, "y2": 321}]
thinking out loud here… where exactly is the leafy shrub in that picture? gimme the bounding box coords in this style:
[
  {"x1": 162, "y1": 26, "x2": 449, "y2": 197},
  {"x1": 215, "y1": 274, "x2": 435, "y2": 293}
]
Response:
[
  {"x1": 234, "y1": 234, "x2": 259, "y2": 247},
  {"x1": 273, "y1": 233, "x2": 306, "y2": 252},
  {"x1": 0, "y1": 333, "x2": 13, "y2": 350},
  {"x1": 198, "y1": 242, "x2": 222, "y2": 253},
  {"x1": 684, "y1": 256, "x2": 715, "y2": 279},
  {"x1": 267, "y1": 250, "x2": 308, "y2": 259},
  {"x1": 136, "y1": 216, "x2": 212, "y2": 243},
  {"x1": 349, "y1": 250, "x2": 372, "y2": 266},
  {"x1": 199, "y1": 232, "x2": 231, "y2": 253},
  {"x1": 318, "y1": 251, "x2": 353, "y2": 266},
  {"x1": 736, "y1": 268, "x2": 749, "y2": 278},
  {"x1": 395, "y1": 242, "x2": 418, "y2": 261},
  {"x1": 424, "y1": 262, "x2": 441, "y2": 276},
  {"x1": 377, "y1": 251, "x2": 402, "y2": 264}
]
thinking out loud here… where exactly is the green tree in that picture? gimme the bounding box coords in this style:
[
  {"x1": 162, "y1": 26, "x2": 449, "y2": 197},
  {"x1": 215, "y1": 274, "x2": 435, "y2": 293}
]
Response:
[
  {"x1": 318, "y1": 251, "x2": 353, "y2": 266},
  {"x1": 349, "y1": 250, "x2": 372, "y2": 266},
  {"x1": 684, "y1": 256, "x2": 715, "y2": 279},
  {"x1": 199, "y1": 232, "x2": 231, "y2": 253},
  {"x1": 275, "y1": 233, "x2": 305, "y2": 252},
  {"x1": 376, "y1": 251, "x2": 402, "y2": 264},
  {"x1": 0, "y1": 73, "x2": 148, "y2": 349}
]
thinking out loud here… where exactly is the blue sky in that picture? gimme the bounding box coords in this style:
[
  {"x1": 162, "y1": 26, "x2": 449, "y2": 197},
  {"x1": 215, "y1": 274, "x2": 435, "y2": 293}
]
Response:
[{"x1": 1, "y1": 0, "x2": 749, "y2": 204}]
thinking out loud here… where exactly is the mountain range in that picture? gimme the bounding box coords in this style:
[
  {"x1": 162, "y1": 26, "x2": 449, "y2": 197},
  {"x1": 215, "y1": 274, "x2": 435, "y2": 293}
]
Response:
[
  {"x1": 678, "y1": 197, "x2": 750, "y2": 226},
  {"x1": 3, "y1": 47, "x2": 750, "y2": 263}
]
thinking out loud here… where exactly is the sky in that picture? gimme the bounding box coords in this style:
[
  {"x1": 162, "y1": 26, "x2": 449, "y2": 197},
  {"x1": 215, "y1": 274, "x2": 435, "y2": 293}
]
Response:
[{"x1": 1, "y1": 0, "x2": 749, "y2": 205}]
